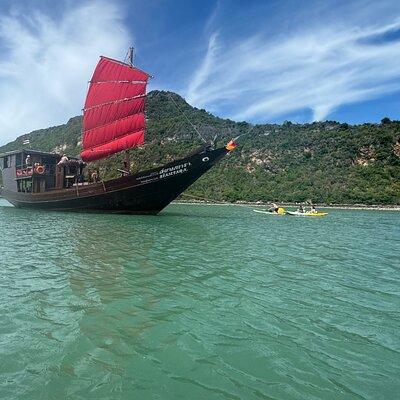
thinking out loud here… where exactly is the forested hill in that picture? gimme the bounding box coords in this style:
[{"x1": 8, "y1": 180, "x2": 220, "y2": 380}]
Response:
[{"x1": 1, "y1": 90, "x2": 399, "y2": 204}]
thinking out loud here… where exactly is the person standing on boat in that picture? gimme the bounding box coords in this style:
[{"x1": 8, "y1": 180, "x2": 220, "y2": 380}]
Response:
[
  {"x1": 25, "y1": 154, "x2": 31, "y2": 166},
  {"x1": 58, "y1": 154, "x2": 69, "y2": 165},
  {"x1": 91, "y1": 170, "x2": 100, "y2": 182},
  {"x1": 77, "y1": 159, "x2": 86, "y2": 183}
]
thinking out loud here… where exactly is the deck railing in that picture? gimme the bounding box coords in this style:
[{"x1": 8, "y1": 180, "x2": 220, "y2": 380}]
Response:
[{"x1": 15, "y1": 164, "x2": 56, "y2": 178}]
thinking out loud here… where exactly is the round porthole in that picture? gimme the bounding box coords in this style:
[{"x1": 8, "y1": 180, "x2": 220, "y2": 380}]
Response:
[{"x1": 202, "y1": 157, "x2": 210, "y2": 162}]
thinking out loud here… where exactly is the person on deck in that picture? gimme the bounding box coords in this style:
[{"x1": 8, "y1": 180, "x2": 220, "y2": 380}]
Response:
[
  {"x1": 25, "y1": 155, "x2": 31, "y2": 166},
  {"x1": 91, "y1": 171, "x2": 100, "y2": 182},
  {"x1": 57, "y1": 154, "x2": 69, "y2": 165},
  {"x1": 78, "y1": 159, "x2": 86, "y2": 175},
  {"x1": 77, "y1": 159, "x2": 86, "y2": 183}
]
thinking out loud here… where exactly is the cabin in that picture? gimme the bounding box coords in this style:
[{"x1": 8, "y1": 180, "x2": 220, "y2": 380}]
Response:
[{"x1": 0, "y1": 149, "x2": 85, "y2": 194}]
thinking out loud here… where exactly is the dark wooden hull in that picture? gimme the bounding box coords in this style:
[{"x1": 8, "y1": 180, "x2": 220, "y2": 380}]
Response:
[{"x1": 1, "y1": 147, "x2": 228, "y2": 214}]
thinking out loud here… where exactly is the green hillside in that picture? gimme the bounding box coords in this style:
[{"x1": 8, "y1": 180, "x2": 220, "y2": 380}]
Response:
[{"x1": 1, "y1": 90, "x2": 399, "y2": 204}]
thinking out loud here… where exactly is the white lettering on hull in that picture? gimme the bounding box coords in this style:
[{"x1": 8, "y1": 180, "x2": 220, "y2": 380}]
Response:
[{"x1": 138, "y1": 162, "x2": 192, "y2": 184}]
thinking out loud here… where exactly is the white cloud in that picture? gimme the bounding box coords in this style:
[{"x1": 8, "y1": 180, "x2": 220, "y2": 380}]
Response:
[
  {"x1": 0, "y1": 1, "x2": 130, "y2": 144},
  {"x1": 186, "y1": 11, "x2": 400, "y2": 122},
  {"x1": 186, "y1": 32, "x2": 219, "y2": 106}
]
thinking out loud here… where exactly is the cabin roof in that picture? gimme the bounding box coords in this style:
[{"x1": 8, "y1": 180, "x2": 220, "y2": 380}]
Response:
[{"x1": 0, "y1": 149, "x2": 61, "y2": 158}]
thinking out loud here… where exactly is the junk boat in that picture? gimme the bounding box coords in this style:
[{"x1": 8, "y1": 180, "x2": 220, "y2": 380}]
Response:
[{"x1": 0, "y1": 50, "x2": 236, "y2": 214}]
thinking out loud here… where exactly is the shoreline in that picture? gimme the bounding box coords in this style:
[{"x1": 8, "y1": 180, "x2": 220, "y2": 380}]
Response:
[
  {"x1": 173, "y1": 199, "x2": 400, "y2": 211},
  {"x1": 1, "y1": 195, "x2": 399, "y2": 211}
]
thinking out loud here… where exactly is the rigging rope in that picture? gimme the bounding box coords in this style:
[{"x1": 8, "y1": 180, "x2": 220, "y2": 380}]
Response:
[
  {"x1": 121, "y1": 47, "x2": 254, "y2": 147},
  {"x1": 167, "y1": 92, "x2": 207, "y2": 144},
  {"x1": 235, "y1": 123, "x2": 257, "y2": 142}
]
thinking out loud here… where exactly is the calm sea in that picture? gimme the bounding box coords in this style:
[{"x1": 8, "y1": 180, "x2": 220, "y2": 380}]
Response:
[{"x1": 0, "y1": 199, "x2": 399, "y2": 400}]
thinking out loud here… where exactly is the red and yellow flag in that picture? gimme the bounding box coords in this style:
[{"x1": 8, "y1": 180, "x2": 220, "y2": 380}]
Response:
[{"x1": 226, "y1": 139, "x2": 237, "y2": 151}]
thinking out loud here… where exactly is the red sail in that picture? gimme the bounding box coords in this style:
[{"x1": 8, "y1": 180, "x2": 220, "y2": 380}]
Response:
[{"x1": 81, "y1": 56, "x2": 150, "y2": 162}]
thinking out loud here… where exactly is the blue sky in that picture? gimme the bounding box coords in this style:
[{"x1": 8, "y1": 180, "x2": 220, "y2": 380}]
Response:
[{"x1": 0, "y1": 0, "x2": 400, "y2": 144}]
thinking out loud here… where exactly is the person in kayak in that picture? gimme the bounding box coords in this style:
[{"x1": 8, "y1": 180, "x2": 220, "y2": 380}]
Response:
[
  {"x1": 296, "y1": 205, "x2": 305, "y2": 213},
  {"x1": 309, "y1": 205, "x2": 317, "y2": 214},
  {"x1": 267, "y1": 203, "x2": 279, "y2": 213}
]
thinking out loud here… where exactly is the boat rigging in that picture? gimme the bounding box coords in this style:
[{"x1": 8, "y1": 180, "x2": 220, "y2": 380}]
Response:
[{"x1": 0, "y1": 49, "x2": 237, "y2": 214}]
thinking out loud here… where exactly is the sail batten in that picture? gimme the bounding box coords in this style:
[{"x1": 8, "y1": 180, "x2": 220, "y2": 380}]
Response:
[
  {"x1": 93, "y1": 80, "x2": 147, "y2": 84},
  {"x1": 84, "y1": 112, "x2": 145, "y2": 136},
  {"x1": 84, "y1": 94, "x2": 146, "y2": 112},
  {"x1": 81, "y1": 56, "x2": 150, "y2": 162}
]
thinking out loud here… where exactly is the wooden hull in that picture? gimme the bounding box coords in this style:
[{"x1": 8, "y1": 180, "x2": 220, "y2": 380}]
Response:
[{"x1": 1, "y1": 147, "x2": 228, "y2": 214}]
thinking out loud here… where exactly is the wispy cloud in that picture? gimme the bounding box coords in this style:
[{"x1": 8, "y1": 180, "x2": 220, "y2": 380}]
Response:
[
  {"x1": 0, "y1": 1, "x2": 130, "y2": 144},
  {"x1": 186, "y1": 32, "x2": 219, "y2": 106},
  {"x1": 187, "y1": 10, "x2": 400, "y2": 122}
]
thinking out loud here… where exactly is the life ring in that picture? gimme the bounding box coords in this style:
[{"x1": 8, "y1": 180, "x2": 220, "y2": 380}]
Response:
[{"x1": 35, "y1": 165, "x2": 45, "y2": 174}]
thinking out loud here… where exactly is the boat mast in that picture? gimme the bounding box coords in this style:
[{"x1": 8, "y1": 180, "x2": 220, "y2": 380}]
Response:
[
  {"x1": 128, "y1": 46, "x2": 134, "y2": 67},
  {"x1": 125, "y1": 46, "x2": 135, "y2": 173}
]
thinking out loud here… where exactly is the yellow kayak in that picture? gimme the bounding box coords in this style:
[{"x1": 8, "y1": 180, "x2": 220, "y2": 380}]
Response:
[{"x1": 286, "y1": 211, "x2": 328, "y2": 217}]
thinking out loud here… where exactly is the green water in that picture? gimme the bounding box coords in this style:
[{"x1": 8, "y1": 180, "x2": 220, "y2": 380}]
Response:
[{"x1": 0, "y1": 199, "x2": 399, "y2": 400}]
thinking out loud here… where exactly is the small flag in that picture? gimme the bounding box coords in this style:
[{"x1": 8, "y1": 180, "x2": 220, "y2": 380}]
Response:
[
  {"x1": 225, "y1": 139, "x2": 237, "y2": 151},
  {"x1": 22, "y1": 139, "x2": 30, "y2": 145}
]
